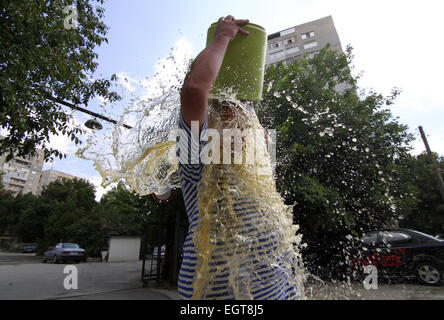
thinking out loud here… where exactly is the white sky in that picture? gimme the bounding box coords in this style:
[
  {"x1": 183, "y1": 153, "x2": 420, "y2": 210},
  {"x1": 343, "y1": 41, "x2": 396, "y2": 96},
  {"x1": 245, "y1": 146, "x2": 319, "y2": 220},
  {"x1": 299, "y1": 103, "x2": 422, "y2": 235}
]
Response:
[{"x1": 38, "y1": 0, "x2": 443, "y2": 199}]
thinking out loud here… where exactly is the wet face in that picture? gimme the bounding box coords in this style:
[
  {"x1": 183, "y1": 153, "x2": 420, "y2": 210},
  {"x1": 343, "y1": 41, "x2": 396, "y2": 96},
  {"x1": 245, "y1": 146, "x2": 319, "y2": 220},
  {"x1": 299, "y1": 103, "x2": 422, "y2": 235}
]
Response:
[
  {"x1": 209, "y1": 99, "x2": 250, "y2": 129},
  {"x1": 220, "y1": 104, "x2": 236, "y2": 123}
]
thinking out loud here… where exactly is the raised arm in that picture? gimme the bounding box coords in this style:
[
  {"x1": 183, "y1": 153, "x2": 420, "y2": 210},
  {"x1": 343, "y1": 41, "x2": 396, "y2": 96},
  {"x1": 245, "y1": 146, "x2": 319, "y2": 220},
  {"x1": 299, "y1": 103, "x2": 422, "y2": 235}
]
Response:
[{"x1": 180, "y1": 16, "x2": 249, "y2": 129}]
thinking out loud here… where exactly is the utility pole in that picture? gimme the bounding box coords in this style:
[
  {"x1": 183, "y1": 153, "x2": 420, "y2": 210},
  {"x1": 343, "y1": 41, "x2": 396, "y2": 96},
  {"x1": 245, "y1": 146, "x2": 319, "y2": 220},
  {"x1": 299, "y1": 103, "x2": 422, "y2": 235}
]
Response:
[{"x1": 418, "y1": 126, "x2": 444, "y2": 202}]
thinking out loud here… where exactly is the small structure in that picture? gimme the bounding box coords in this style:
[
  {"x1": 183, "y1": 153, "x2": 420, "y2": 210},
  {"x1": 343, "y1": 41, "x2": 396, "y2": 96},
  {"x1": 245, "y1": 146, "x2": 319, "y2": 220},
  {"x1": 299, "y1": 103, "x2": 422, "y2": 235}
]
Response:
[{"x1": 107, "y1": 235, "x2": 141, "y2": 262}]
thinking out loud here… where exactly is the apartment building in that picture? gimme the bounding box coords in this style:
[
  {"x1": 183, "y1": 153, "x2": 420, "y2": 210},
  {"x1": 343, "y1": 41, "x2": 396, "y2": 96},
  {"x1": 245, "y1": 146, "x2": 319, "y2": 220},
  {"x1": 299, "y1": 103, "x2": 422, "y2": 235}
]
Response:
[
  {"x1": 266, "y1": 15, "x2": 343, "y2": 67},
  {"x1": 0, "y1": 150, "x2": 44, "y2": 196},
  {"x1": 0, "y1": 144, "x2": 77, "y2": 196},
  {"x1": 37, "y1": 169, "x2": 76, "y2": 194}
]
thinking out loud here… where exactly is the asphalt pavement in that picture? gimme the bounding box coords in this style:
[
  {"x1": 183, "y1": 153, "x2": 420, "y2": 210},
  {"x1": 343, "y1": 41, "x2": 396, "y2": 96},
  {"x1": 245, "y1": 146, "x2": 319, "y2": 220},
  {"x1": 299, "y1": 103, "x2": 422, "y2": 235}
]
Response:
[
  {"x1": 0, "y1": 252, "x2": 42, "y2": 265},
  {"x1": 0, "y1": 253, "x2": 179, "y2": 300},
  {"x1": 1, "y1": 252, "x2": 443, "y2": 300},
  {"x1": 56, "y1": 287, "x2": 180, "y2": 300}
]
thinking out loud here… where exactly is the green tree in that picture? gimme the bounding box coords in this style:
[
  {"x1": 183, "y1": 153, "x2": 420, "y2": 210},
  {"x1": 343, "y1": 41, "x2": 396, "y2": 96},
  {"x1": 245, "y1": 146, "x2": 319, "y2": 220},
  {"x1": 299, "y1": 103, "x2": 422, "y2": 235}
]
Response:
[
  {"x1": 0, "y1": 185, "x2": 16, "y2": 235},
  {"x1": 0, "y1": 190, "x2": 39, "y2": 236},
  {"x1": 399, "y1": 153, "x2": 444, "y2": 235},
  {"x1": 13, "y1": 193, "x2": 45, "y2": 242},
  {"x1": 96, "y1": 183, "x2": 146, "y2": 236},
  {"x1": 0, "y1": 0, "x2": 120, "y2": 161},
  {"x1": 255, "y1": 46, "x2": 414, "y2": 278},
  {"x1": 41, "y1": 178, "x2": 99, "y2": 252},
  {"x1": 95, "y1": 184, "x2": 187, "y2": 237}
]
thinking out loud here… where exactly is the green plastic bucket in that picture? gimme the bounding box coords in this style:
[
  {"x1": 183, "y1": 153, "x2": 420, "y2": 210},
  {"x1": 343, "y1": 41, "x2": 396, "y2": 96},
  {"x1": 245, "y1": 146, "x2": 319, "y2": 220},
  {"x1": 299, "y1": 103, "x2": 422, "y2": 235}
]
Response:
[{"x1": 206, "y1": 22, "x2": 266, "y2": 101}]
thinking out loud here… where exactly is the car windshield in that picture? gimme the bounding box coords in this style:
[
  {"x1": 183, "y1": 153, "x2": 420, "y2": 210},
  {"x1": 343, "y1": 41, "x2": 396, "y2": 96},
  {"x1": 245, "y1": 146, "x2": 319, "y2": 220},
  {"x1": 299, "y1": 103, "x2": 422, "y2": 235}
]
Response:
[
  {"x1": 62, "y1": 243, "x2": 79, "y2": 248},
  {"x1": 362, "y1": 232, "x2": 378, "y2": 244},
  {"x1": 379, "y1": 231, "x2": 413, "y2": 245},
  {"x1": 409, "y1": 230, "x2": 440, "y2": 242}
]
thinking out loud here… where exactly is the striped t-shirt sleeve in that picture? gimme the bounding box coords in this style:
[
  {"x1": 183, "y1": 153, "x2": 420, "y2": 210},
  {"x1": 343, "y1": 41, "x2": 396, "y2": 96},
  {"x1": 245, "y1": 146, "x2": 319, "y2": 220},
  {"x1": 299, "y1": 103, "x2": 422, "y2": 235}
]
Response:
[{"x1": 177, "y1": 112, "x2": 208, "y2": 183}]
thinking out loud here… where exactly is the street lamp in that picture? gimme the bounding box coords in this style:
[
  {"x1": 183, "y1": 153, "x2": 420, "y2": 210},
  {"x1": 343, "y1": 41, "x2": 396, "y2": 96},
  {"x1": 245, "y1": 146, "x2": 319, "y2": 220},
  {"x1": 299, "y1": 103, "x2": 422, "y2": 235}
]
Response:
[{"x1": 84, "y1": 118, "x2": 103, "y2": 130}]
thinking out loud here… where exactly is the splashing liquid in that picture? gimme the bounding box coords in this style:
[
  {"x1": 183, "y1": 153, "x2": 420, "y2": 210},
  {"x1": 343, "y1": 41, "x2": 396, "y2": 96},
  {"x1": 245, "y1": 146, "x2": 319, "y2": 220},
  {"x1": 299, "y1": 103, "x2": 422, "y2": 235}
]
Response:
[
  {"x1": 77, "y1": 40, "x2": 191, "y2": 195},
  {"x1": 77, "y1": 41, "x2": 305, "y2": 299},
  {"x1": 190, "y1": 99, "x2": 305, "y2": 299}
]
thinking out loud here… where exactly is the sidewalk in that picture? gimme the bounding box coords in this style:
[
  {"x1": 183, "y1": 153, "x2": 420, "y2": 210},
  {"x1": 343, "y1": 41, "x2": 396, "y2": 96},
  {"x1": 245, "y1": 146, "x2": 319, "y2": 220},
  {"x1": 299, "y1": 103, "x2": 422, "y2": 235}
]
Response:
[
  {"x1": 56, "y1": 282, "x2": 444, "y2": 300},
  {"x1": 57, "y1": 286, "x2": 181, "y2": 300}
]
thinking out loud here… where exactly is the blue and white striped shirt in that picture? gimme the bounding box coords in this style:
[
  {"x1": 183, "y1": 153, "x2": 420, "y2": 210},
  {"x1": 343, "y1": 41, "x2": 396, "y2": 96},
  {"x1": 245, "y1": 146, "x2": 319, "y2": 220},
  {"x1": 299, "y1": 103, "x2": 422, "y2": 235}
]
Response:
[{"x1": 177, "y1": 111, "x2": 298, "y2": 300}]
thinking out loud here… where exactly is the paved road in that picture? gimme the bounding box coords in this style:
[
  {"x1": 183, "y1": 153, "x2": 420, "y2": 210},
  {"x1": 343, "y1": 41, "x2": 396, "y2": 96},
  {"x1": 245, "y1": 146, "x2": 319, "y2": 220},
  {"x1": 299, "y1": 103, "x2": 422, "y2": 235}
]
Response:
[
  {"x1": 0, "y1": 253, "x2": 42, "y2": 265},
  {"x1": 1, "y1": 253, "x2": 443, "y2": 300},
  {"x1": 0, "y1": 253, "x2": 171, "y2": 300}
]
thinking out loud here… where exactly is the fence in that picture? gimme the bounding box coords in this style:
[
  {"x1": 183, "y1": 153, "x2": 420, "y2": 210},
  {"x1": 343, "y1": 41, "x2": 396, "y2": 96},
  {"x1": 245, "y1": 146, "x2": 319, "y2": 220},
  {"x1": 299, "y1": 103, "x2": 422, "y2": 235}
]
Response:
[{"x1": 141, "y1": 206, "x2": 188, "y2": 287}]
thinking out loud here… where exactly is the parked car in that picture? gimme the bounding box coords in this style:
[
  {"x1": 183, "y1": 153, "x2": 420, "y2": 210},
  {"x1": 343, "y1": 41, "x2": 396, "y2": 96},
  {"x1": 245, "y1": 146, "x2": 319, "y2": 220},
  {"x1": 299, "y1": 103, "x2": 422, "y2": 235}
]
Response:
[
  {"x1": 435, "y1": 233, "x2": 444, "y2": 240},
  {"x1": 349, "y1": 228, "x2": 444, "y2": 285},
  {"x1": 43, "y1": 243, "x2": 86, "y2": 263},
  {"x1": 22, "y1": 243, "x2": 36, "y2": 253}
]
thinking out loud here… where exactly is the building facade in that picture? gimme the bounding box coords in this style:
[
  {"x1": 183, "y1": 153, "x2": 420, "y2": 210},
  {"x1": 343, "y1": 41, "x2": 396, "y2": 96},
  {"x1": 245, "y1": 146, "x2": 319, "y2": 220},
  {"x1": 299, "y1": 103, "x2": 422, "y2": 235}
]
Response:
[
  {"x1": 0, "y1": 150, "x2": 44, "y2": 196},
  {"x1": 37, "y1": 169, "x2": 76, "y2": 194},
  {"x1": 266, "y1": 15, "x2": 343, "y2": 67},
  {"x1": 0, "y1": 148, "x2": 77, "y2": 196}
]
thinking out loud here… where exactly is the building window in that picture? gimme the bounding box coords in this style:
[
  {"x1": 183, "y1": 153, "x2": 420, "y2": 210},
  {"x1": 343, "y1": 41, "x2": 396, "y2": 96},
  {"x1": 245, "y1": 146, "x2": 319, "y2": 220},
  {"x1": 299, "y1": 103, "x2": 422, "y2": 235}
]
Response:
[
  {"x1": 269, "y1": 42, "x2": 281, "y2": 49},
  {"x1": 301, "y1": 31, "x2": 315, "y2": 40},
  {"x1": 14, "y1": 159, "x2": 30, "y2": 166},
  {"x1": 269, "y1": 50, "x2": 285, "y2": 60},
  {"x1": 304, "y1": 41, "x2": 318, "y2": 50},
  {"x1": 280, "y1": 27, "x2": 295, "y2": 37},
  {"x1": 268, "y1": 32, "x2": 280, "y2": 40},
  {"x1": 284, "y1": 37, "x2": 295, "y2": 45},
  {"x1": 286, "y1": 46, "x2": 299, "y2": 54},
  {"x1": 10, "y1": 177, "x2": 26, "y2": 184},
  {"x1": 10, "y1": 185, "x2": 23, "y2": 191}
]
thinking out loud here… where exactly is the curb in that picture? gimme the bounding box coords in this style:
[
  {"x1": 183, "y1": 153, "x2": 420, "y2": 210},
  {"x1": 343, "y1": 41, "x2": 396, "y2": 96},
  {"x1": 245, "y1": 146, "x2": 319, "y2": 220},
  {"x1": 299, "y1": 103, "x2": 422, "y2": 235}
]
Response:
[
  {"x1": 150, "y1": 288, "x2": 181, "y2": 300},
  {"x1": 46, "y1": 286, "x2": 143, "y2": 300}
]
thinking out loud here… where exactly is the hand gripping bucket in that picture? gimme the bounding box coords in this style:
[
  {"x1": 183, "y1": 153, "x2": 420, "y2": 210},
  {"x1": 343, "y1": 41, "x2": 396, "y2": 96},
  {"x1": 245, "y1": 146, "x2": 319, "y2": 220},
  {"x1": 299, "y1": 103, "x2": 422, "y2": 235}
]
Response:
[{"x1": 206, "y1": 22, "x2": 267, "y2": 101}]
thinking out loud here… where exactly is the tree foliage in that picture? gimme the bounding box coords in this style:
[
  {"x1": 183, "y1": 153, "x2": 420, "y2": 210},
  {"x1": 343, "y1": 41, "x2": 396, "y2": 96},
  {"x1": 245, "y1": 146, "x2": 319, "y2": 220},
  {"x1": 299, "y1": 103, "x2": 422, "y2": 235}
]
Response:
[
  {"x1": 399, "y1": 153, "x2": 444, "y2": 235},
  {"x1": 96, "y1": 183, "x2": 147, "y2": 236},
  {"x1": 0, "y1": 0, "x2": 120, "y2": 161},
  {"x1": 254, "y1": 46, "x2": 415, "y2": 277},
  {"x1": 0, "y1": 176, "x2": 188, "y2": 257},
  {"x1": 0, "y1": 185, "x2": 21, "y2": 234},
  {"x1": 40, "y1": 178, "x2": 97, "y2": 247}
]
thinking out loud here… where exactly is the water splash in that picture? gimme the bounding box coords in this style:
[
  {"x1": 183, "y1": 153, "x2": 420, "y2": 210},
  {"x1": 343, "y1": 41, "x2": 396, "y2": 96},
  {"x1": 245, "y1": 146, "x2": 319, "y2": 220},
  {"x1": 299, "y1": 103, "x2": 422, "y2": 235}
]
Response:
[
  {"x1": 77, "y1": 38, "x2": 193, "y2": 195},
  {"x1": 74, "y1": 39, "x2": 369, "y2": 300},
  {"x1": 191, "y1": 100, "x2": 305, "y2": 299}
]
